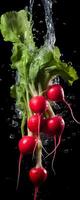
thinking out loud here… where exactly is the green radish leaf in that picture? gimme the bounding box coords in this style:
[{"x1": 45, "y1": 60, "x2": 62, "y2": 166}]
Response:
[
  {"x1": 52, "y1": 46, "x2": 61, "y2": 61},
  {"x1": 11, "y1": 43, "x2": 30, "y2": 72},
  {"x1": 10, "y1": 43, "x2": 31, "y2": 110},
  {"x1": 34, "y1": 69, "x2": 50, "y2": 91},
  {"x1": 59, "y1": 61, "x2": 78, "y2": 84},
  {"x1": 0, "y1": 9, "x2": 79, "y2": 114},
  {"x1": 29, "y1": 46, "x2": 53, "y2": 81},
  {"x1": 46, "y1": 61, "x2": 78, "y2": 85},
  {"x1": 0, "y1": 10, "x2": 35, "y2": 50},
  {"x1": 0, "y1": 9, "x2": 36, "y2": 113}
]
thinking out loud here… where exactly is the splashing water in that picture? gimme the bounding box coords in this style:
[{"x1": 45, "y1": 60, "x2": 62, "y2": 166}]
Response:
[
  {"x1": 41, "y1": 0, "x2": 56, "y2": 47},
  {"x1": 29, "y1": 0, "x2": 56, "y2": 48},
  {"x1": 29, "y1": 0, "x2": 34, "y2": 17}
]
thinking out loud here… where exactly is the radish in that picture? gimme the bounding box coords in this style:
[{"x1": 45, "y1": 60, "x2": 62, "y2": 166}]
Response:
[
  {"x1": 18, "y1": 136, "x2": 36, "y2": 154},
  {"x1": 44, "y1": 115, "x2": 65, "y2": 169},
  {"x1": 29, "y1": 96, "x2": 46, "y2": 113},
  {"x1": 27, "y1": 114, "x2": 42, "y2": 134},
  {"x1": 47, "y1": 84, "x2": 80, "y2": 124},
  {"x1": 16, "y1": 136, "x2": 37, "y2": 190},
  {"x1": 46, "y1": 115, "x2": 65, "y2": 136},
  {"x1": 47, "y1": 84, "x2": 64, "y2": 102},
  {"x1": 29, "y1": 167, "x2": 48, "y2": 200}
]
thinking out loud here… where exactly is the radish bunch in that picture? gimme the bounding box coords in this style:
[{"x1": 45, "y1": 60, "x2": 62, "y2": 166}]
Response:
[
  {"x1": 17, "y1": 83, "x2": 80, "y2": 199},
  {"x1": 0, "y1": 9, "x2": 79, "y2": 200}
]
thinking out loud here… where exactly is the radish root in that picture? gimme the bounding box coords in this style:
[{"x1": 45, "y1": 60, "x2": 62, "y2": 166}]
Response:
[
  {"x1": 16, "y1": 153, "x2": 23, "y2": 190},
  {"x1": 63, "y1": 98, "x2": 80, "y2": 124},
  {"x1": 51, "y1": 136, "x2": 56, "y2": 175},
  {"x1": 34, "y1": 186, "x2": 38, "y2": 200},
  {"x1": 44, "y1": 134, "x2": 62, "y2": 159}
]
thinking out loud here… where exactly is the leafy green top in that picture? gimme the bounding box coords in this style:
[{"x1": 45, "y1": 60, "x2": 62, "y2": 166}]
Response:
[{"x1": 0, "y1": 9, "x2": 78, "y2": 116}]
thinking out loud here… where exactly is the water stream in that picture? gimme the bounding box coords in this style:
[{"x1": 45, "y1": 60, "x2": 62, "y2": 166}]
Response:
[
  {"x1": 41, "y1": 0, "x2": 56, "y2": 47},
  {"x1": 29, "y1": 0, "x2": 56, "y2": 47}
]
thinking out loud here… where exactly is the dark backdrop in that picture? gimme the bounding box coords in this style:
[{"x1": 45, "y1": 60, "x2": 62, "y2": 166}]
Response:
[{"x1": 0, "y1": 0, "x2": 80, "y2": 199}]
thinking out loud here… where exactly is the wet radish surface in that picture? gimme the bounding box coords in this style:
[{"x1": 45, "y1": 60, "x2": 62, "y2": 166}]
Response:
[{"x1": 0, "y1": 0, "x2": 80, "y2": 199}]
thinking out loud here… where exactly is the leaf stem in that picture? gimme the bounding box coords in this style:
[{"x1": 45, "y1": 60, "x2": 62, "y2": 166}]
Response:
[
  {"x1": 26, "y1": 88, "x2": 32, "y2": 118},
  {"x1": 26, "y1": 88, "x2": 33, "y2": 136},
  {"x1": 29, "y1": 83, "x2": 38, "y2": 96},
  {"x1": 36, "y1": 139, "x2": 42, "y2": 168},
  {"x1": 46, "y1": 101, "x2": 55, "y2": 117},
  {"x1": 21, "y1": 112, "x2": 26, "y2": 137}
]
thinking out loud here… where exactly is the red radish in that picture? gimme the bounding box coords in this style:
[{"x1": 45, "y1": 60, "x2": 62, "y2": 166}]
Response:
[
  {"x1": 27, "y1": 114, "x2": 42, "y2": 134},
  {"x1": 27, "y1": 115, "x2": 48, "y2": 157},
  {"x1": 29, "y1": 167, "x2": 48, "y2": 200},
  {"x1": 29, "y1": 96, "x2": 46, "y2": 113},
  {"x1": 47, "y1": 84, "x2": 64, "y2": 102},
  {"x1": 47, "y1": 84, "x2": 80, "y2": 124},
  {"x1": 16, "y1": 136, "x2": 37, "y2": 190},
  {"x1": 27, "y1": 114, "x2": 48, "y2": 135},
  {"x1": 44, "y1": 115, "x2": 65, "y2": 161},
  {"x1": 46, "y1": 115, "x2": 65, "y2": 136},
  {"x1": 29, "y1": 167, "x2": 47, "y2": 185},
  {"x1": 18, "y1": 136, "x2": 37, "y2": 154}
]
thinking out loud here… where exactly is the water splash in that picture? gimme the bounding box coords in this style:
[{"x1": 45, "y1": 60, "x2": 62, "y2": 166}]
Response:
[
  {"x1": 29, "y1": 0, "x2": 56, "y2": 48},
  {"x1": 41, "y1": 0, "x2": 56, "y2": 47},
  {"x1": 29, "y1": 0, "x2": 34, "y2": 16}
]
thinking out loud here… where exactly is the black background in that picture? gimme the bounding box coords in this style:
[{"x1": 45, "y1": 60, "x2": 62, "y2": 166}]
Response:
[{"x1": 0, "y1": 0, "x2": 80, "y2": 199}]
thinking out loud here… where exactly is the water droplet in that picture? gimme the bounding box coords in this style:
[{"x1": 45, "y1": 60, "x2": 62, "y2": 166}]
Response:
[
  {"x1": 35, "y1": 30, "x2": 39, "y2": 34},
  {"x1": 18, "y1": 111, "x2": 22, "y2": 119},
  {"x1": 70, "y1": 120, "x2": 75, "y2": 125},
  {"x1": 63, "y1": 149, "x2": 69, "y2": 154},
  {"x1": 0, "y1": 78, "x2": 2, "y2": 82},
  {"x1": 68, "y1": 95, "x2": 75, "y2": 100},
  {"x1": 33, "y1": 28, "x2": 36, "y2": 32},
  {"x1": 72, "y1": 132, "x2": 76, "y2": 137},
  {"x1": 62, "y1": 138, "x2": 66, "y2": 143},
  {"x1": 42, "y1": 30, "x2": 45, "y2": 34},
  {"x1": 68, "y1": 61, "x2": 72, "y2": 65},
  {"x1": 70, "y1": 148, "x2": 72, "y2": 152},
  {"x1": 73, "y1": 50, "x2": 77, "y2": 54},
  {"x1": 6, "y1": 117, "x2": 11, "y2": 122},
  {"x1": 56, "y1": 17, "x2": 59, "y2": 21},
  {"x1": 9, "y1": 134, "x2": 15, "y2": 140},
  {"x1": 0, "y1": 107, "x2": 4, "y2": 111},
  {"x1": 63, "y1": 22, "x2": 67, "y2": 26},
  {"x1": 67, "y1": 136, "x2": 71, "y2": 140},
  {"x1": 11, "y1": 105, "x2": 15, "y2": 111},
  {"x1": 39, "y1": 20, "x2": 43, "y2": 24},
  {"x1": 12, "y1": 120, "x2": 18, "y2": 128},
  {"x1": 53, "y1": 0, "x2": 58, "y2": 4},
  {"x1": 44, "y1": 139, "x2": 49, "y2": 146},
  {"x1": 37, "y1": 3, "x2": 41, "y2": 7},
  {"x1": 15, "y1": 108, "x2": 22, "y2": 119}
]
